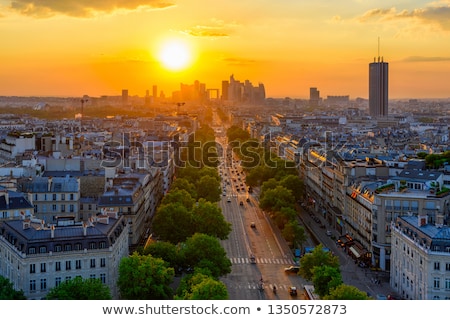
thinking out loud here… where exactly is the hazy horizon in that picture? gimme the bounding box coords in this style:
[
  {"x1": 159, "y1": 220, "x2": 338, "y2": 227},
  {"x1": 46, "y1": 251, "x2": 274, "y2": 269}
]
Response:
[{"x1": 1, "y1": 1, "x2": 450, "y2": 99}]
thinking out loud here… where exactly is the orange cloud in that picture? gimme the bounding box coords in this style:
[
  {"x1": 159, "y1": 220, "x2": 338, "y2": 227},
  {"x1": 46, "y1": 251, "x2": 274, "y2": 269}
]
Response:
[{"x1": 8, "y1": 0, "x2": 175, "y2": 18}]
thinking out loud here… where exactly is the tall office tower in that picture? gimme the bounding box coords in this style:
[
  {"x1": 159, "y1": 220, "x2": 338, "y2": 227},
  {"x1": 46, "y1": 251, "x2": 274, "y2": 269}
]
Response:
[
  {"x1": 309, "y1": 87, "x2": 320, "y2": 107},
  {"x1": 221, "y1": 80, "x2": 229, "y2": 100},
  {"x1": 122, "y1": 89, "x2": 128, "y2": 106},
  {"x1": 369, "y1": 57, "x2": 389, "y2": 117},
  {"x1": 152, "y1": 85, "x2": 158, "y2": 101}
]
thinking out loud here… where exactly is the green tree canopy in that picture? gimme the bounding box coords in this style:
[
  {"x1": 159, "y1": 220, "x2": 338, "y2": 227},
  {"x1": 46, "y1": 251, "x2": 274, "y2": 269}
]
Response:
[
  {"x1": 181, "y1": 233, "x2": 232, "y2": 278},
  {"x1": 259, "y1": 185, "x2": 295, "y2": 212},
  {"x1": 117, "y1": 252, "x2": 174, "y2": 300},
  {"x1": 311, "y1": 265, "x2": 343, "y2": 297},
  {"x1": 141, "y1": 241, "x2": 181, "y2": 269},
  {"x1": 196, "y1": 175, "x2": 221, "y2": 202},
  {"x1": 175, "y1": 272, "x2": 228, "y2": 300},
  {"x1": 192, "y1": 198, "x2": 232, "y2": 240},
  {"x1": 279, "y1": 174, "x2": 305, "y2": 202},
  {"x1": 282, "y1": 219, "x2": 307, "y2": 249},
  {"x1": 161, "y1": 188, "x2": 196, "y2": 209},
  {"x1": 0, "y1": 276, "x2": 26, "y2": 300},
  {"x1": 298, "y1": 244, "x2": 340, "y2": 281},
  {"x1": 152, "y1": 202, "x2": 193, "y2": 244},
  {"x1": 169, "y1": 179, "x2": 198, "y2": 201},
  {"x1": 46, "y1": 277, "x2": 111, "y2": 300},
  {"x1": 323, "y1": 284, "x2": 370, "y2": 300}
]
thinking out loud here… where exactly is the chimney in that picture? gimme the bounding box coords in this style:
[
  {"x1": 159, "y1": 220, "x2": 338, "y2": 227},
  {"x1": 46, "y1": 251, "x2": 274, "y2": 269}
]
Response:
[
  {"x1": 418, "y1": 214, "x2": 428, "y2": 227},
  {"x1": 23, "y1": 218, "x2": 31, "y2": 230},
  {"x1": 48, "y1": 177, "x2": 53, "y2": 191},
  {"x1": 50, "y1": 225, "x2": 55, "y2": 238},
  {"x1": 83, "y1": 222, "x2": 87, "y2": 236}
]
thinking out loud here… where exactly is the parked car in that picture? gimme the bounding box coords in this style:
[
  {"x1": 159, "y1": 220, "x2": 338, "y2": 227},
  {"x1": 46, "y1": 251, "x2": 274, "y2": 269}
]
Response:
[{"x1": 250, "y1": 222, "x2": 256, "y2": 228}]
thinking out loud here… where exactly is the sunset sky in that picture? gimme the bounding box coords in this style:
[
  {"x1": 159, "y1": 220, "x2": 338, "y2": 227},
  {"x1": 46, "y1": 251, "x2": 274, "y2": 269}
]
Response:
[{"x1": 1, "y1": 0, "x2": 450, "y2": 99}]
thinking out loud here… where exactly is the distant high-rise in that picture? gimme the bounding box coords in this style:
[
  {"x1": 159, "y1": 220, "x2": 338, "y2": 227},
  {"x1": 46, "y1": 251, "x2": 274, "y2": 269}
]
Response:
[
  {"x1": 369, "y1": 57, "x2": 388, "y2": 117},
  {"x1": 309, "y1": 87, "x2": 320, "y2": 107},
  {"x1": 122, "y1": 89, "x2": 128, "y2": 106}
]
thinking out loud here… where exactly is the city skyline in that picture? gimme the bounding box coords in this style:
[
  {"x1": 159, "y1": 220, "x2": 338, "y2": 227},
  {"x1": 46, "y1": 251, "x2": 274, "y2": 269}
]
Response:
[{"x1": 1, "y1": 1, "x2": 450, "y2": 99}]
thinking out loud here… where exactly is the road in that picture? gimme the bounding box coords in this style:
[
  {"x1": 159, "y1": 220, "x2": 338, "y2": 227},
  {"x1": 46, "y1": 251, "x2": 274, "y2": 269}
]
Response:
[{"x1": 217, "y1": 147, "x2": 307, "y2": 300}]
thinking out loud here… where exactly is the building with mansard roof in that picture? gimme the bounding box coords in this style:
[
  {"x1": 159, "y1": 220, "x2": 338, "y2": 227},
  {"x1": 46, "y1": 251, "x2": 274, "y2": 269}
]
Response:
[{"x1": 0, "y1": 209, "x2": 128, "y2": 299}]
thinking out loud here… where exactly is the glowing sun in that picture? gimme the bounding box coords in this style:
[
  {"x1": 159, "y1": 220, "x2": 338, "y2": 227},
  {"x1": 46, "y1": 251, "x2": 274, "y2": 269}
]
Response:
[{"x1": 158, "y1": 39, "x2": 193, "y2": 71}]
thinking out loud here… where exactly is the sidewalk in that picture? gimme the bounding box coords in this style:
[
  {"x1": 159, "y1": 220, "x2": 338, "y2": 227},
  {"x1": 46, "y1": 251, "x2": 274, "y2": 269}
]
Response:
[{"x1": 297, "y1": 205, "x2": 394, "y2": 299}]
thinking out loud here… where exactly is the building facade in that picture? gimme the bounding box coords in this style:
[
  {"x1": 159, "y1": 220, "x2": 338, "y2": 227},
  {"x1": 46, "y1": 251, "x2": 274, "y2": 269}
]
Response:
[
  {"x1": 0, "y1": 211, "x2": 128, "y2": 299},
  {"x1": 369, "y1": 58, "x2": 388, "y2": 117}
]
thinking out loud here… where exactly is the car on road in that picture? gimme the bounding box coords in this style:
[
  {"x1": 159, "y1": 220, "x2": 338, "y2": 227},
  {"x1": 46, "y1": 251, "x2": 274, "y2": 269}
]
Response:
[
  {"x1": 246, "y1": 197, "x2": 250, "y2": 202},
  {"x1": 284, "y1": 265, "x2": 300, "y2": 273},
  {"x1": 250, "y1": 254, "x2": 256, "y2": 264},
  {"x1": 227, "y1": 197, "x2": 231, "y2": 202},
  {"x1": 326, "y1": 230, "x2": 332, "y2": 236},
  {"x1": 239, "y1": 201, "x2": 244, "y2": 206},
  {"x1": 250, "y1": 222, "x2": 256, "y2": 228},
  {"x1": 289, "y1": 286, "x2": 298, "y2": 296}
]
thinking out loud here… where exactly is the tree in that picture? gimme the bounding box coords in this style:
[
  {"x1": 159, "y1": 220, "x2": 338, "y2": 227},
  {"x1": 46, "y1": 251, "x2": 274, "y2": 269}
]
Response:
[
  {"x1": 311, "y1": 265, "x2": 343, "y2": 297},
  {"x1": 181, "y1": 233, "x2": 232, "y2": 278},
  {"x1": 152, "y1": 202, "x2": 193, "y2": 244},
  {"x1": 323, "y1": 284, "x2": 370, "y2": 300},
  {"x1": 46, "y1": 277, "x2": 111, "y2": 300},
  {"x1": 175, "y1": 272, "x2": 228, "y2": 300},
  {"x1": 272, "y1": 206, "x2": 297, "y2": 229},
  {"x1": 162, "y1": 188, "x2": 196, "y2": 209},
  {"x1": 196, "y1": 175, "x2": 221, "y2": 202},
  {"x1": 141, "y1": 241, "x2": 181, "y2": 270},
  {"x1": 169, "y1": 179, "x2": 198, "y2": 201},
  {"x1": 279, "y1": 174, "x2": 305, "y2": 202},
  {"x1": 0, "y1": 276, "x2": 26, "y2": 300},
  {"x1": 298, "y1": 244, "x2": 340, "y2": 281},
  {"x1": 117, "y1": 252, "x2": 174, "y2": 299},
  {"x1": 282, "y1": 219, "x2": 307, "y2": 249},
  {"x1": 192, "y1": 198, "x2": 232, "y2": 240},
  {"x1": 259, "y1": 185, "x2": 295, "y2": 212}
]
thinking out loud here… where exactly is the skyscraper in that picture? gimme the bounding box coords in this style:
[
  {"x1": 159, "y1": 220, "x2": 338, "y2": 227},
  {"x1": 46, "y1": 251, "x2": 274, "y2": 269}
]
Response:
[{"x1": 369, "y1": 57, "x2": 388, "y2": 117}]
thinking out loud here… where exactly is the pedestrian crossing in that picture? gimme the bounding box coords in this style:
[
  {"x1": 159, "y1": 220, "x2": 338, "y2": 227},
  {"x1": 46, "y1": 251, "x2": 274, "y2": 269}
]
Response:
[
  {"x1": 228, "y1": 282, "x2": 296, "y2": 292},
  {"x1": 230, "y1": 257, "x2": 295, "y2": 265}
]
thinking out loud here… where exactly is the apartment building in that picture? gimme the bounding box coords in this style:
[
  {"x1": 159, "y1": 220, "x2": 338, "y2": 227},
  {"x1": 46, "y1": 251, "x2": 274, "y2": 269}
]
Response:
[
  {"x1": 391, "y1": 215, "x2": 450, "y2": 300},
  {"x1": 0, "y1": 210, "x2": 128, "y2": 299}
]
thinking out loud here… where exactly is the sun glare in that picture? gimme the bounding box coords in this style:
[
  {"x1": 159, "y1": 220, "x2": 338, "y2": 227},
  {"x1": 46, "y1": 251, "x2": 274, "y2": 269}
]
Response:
[{"x1": 158, "y1": 39, "x2": 192, "y2": 71}]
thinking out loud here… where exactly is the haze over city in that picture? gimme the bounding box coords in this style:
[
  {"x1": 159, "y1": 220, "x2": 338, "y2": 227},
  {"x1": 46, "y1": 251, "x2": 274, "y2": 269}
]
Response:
[{"x1": 1, "y1": 0, "x2": 450, "y2": 99}]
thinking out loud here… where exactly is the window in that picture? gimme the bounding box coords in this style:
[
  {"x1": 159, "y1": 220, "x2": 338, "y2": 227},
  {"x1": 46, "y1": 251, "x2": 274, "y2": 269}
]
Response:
[
  {"x1": 75, "y1": 260, "x2": 81, "y2": 270},
  {"x1": 100, "y1": 273, "x2": 106, "y2": 284},
  {"x1": 66, "y1": 261, "x2": 71, "y2": 270},
  {"x1": 55, "y1": 262, "x2": 61, "y2": 271},
  {"x1": 434, "y1": 277, "x2": 440, "y2": 289},
  {"x1": 52, "y1": 204, "x2": 57, "y2": 211},
  {"x1": 55, "y1": 277, "x2": 61, "y2": 287},
  {"x1": 100, "y1": 258, "x2": 106, "y2": 268},
  {"x1": 89, "y1": 242, "x2": 97, "y2": 249},
  {"x1": 28, "y1": 247, "x2": 36, "y2": 254},
  {"x1": 64, "y1": 244, "x2": 72, "y2": 252},
  {"x1": 445, "y1": 279, "x2": 450, "y2": 291},
  {"x1": 54, "y1": 244, "x2": 62, "y2": 252},
  {"x1": 53, "y1": 194, "x2": 57, "y2": 201},
  {"x1": 61, "y1": 194, "x2": 65, "y2": 201},
  {"x1": 29, "y1": 280, "x2": 36, "y2": 292},
  {"x1": 70, "y1": 194, "x2": 74, "y2": 200},
  {"x1": 61, "y1": 204, "x2": 65, "y2": 212},
  {"x1": 39, "y1": 246, "x2": 47, "y2": 254},
  {"x1": 90, "y1": 259, "x2": 96, "y2": 268},
  {"x1": 90, "y1": 274, "x2": 96, "y2": 279},
  {"x1": 30, "y1": 264, "x2": 36, "y2": 274},
  {"x1": 446, "y1": 263, "x2": 450, "y2": 271},
  {"x1": 69, "y1": 204, "x2": 74, "y2": 213},
  {"x1": 74, "y1": 243, "x2": 82, "y2": 251},
  {"x1": 99, "y1": 241, "x2": 106, "y2": 249},
  {"x1": 434, "y1": 262, "x2": 440, "y2": 271},
  {"x1": 65, "y1": 276, "x2": 71, "y2": 282},
  {"x1": 40, "y1": 263, "x2": 46, "y2": 273},
  {"x1": 40, "y1": 278, "x2": 47, "y2": 291}
]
